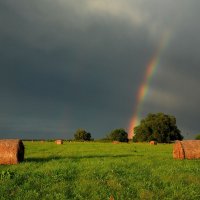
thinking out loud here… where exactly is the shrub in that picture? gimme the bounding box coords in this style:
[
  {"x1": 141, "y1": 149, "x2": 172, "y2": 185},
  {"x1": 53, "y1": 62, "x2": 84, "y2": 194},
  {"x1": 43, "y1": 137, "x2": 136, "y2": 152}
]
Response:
[
  {"x1": 74, "y1": 129, "x2": 91, "y2": 141},
  {"x1": 108, "y1": 128, "x2": 128, "y2": 142},
  {"x1": 195, "y1": 134, "x2": 200, "y2": 140}
]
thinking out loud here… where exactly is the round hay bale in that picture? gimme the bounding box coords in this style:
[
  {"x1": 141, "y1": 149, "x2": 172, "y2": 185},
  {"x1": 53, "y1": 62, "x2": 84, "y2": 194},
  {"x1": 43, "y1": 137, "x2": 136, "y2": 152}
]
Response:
[
  {"x1": 173, "y1": 140, "x2": 200, "y2": 159},
  {"x1": 149, "y1": 141, "x2": 157, "y2": 145},
  {"x1": 55, "y1": 140, "x2": 63, "y2": 145},
  {"x1": 0, "y1": 139, "x2": 24, "y2": 165},
  {"x1": 112, "y1": 141, "x2": 120, "y2": 144}
]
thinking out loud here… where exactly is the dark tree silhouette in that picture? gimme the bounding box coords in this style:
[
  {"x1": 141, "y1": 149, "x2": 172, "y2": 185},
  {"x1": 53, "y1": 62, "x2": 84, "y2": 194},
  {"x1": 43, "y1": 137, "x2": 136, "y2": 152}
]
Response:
[
  {"x1": 108, "y1": 128, "x2": 128, "y2": 142},
  {"x1": 74, "y1": 129, "x2": 91, "y2": 141},
  {"x1": 133, "y1": 113, "x2": 183, "y2": 143},
  {"x1": 195, "y1": 134, "x2": 200, "y2": 140}
]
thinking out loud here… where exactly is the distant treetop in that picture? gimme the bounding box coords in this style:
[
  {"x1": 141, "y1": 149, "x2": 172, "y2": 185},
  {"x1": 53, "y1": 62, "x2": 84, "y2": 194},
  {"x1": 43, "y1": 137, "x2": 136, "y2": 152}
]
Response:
[
  {"x1": 108, "y1": 128, "x2": 128, "y2": 142},
  {"x1": 74, "y1": 129, "x2": 91, "y2": 141},
  {"x1": 133, "y1": 113, "x2": 183, "y2": 143}
]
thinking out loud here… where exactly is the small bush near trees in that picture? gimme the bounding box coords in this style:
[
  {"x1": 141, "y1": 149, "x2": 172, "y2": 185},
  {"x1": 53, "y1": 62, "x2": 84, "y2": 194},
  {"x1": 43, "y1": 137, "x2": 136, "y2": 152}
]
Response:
[
  {"x1": 74, "y1": 129, "x2": 91, "y2": 141},
  {"x1": 108, "y1": 128, "x2": 128, "y2": 142},
  {"x1": 133, "y1": 113, "x2": 183, "y2": 143}
]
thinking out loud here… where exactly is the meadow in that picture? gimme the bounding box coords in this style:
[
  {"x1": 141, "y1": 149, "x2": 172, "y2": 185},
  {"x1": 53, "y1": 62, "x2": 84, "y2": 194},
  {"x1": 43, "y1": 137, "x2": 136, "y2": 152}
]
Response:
[{"x1": 0, "y1": 142, "x2": 200, "y2": 200}]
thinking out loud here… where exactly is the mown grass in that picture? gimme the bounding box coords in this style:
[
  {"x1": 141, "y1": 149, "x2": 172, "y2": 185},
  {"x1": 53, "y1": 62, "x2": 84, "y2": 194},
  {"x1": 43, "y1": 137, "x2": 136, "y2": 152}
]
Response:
[{"x1": 0, "y1": 142, "x2": 200, "y2": 200}]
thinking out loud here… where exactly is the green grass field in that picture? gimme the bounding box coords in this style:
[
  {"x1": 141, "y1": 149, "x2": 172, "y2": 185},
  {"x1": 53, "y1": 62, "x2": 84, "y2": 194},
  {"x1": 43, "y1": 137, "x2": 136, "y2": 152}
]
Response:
[{"x1": 0, "y1": 142, "x2": 200, "y2": 200}]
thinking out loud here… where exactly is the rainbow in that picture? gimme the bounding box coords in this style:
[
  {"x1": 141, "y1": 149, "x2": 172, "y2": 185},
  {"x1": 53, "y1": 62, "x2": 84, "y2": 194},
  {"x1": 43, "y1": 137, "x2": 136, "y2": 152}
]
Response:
[{"x1": 128, "y1": 31, "x2": 171, "y2": 139}]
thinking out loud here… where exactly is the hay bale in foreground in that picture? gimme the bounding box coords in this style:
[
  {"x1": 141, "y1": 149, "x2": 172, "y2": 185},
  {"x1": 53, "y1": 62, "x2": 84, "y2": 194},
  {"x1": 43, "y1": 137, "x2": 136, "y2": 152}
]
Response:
[
  {"x1": 150, "y1": 141, "x2": 157, "y2": 145},
  {"x1": 0, "y1": 139, "x2": 24, "y2": 165},
  {"x1": 55, "y1": 140, "x2": 63, "y2": 145},
  {"x1": 173, "y1": 140, "x2": 200, "y2": 159}
]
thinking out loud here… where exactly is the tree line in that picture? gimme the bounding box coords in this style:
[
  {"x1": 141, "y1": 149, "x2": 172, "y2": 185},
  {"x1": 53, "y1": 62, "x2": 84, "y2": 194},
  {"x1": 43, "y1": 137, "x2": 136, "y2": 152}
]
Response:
[{"x1": 73, "y1": 112, "x2": 189, "y2": 143}]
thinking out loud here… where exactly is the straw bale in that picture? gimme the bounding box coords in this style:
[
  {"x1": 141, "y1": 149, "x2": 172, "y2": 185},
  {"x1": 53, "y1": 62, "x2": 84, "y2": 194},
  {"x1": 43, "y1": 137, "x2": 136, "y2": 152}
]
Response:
[
  {"x1": 55, "y1": 140, "x2": 63, "y2": 145},
  {"x1": 0, "y1": 139, "x2": 24, "y2": 165},
  {"x1": 149, "y1": 141, "x2": 157, "y2": 145},
  {"x1": 112, "y1": 141, "x2": 120, "y2": 144},
  {"x1": 173, "y1": 140, "x2": 200, "y2": 159}
]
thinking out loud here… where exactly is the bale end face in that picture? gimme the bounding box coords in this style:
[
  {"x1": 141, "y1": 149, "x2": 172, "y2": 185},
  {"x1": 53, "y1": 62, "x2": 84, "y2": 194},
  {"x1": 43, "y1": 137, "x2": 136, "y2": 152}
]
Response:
[{"x1": 173, "y1": 141, "x2": 185, "y2": 159}]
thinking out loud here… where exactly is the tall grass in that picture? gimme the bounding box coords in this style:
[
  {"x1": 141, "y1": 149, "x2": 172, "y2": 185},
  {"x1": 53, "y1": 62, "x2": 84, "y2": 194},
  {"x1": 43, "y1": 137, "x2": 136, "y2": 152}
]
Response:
[{"x1": 0, "y1": 142, "x2": 199, "y2": 200}]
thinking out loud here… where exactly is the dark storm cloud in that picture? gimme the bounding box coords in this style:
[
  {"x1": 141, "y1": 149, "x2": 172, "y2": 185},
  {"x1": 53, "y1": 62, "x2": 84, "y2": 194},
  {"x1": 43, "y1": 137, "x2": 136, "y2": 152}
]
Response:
[
  {"x1": 0, "y1": 0, "x2": 200, "y2": 139},
  {"x1": 142, "y1": 0, "x2": 200, "y2": 138}
]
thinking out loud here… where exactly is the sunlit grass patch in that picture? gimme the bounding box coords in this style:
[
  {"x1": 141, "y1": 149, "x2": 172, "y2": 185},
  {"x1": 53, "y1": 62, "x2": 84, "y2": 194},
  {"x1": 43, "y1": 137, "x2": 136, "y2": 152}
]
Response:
[{"x1": 0, "y1": 142, "x2": 199, "y2": 199}]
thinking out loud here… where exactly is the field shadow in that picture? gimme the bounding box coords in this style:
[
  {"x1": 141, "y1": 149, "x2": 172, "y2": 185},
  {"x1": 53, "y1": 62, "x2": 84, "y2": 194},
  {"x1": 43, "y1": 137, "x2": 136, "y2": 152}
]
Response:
[
  {"x1": 25, "y1": 154, "x2": 144, "y2": 163},
  {"x1": 67, "y1": 154, "x2": 143, "y2": 160},
  {"x1": 25, "y1": 156, "x2": 64, "y2": 162}
]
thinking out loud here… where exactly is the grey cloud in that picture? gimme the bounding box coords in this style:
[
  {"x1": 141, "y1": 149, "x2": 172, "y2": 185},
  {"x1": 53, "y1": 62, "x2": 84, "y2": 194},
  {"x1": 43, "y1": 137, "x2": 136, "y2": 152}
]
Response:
[{"x1": 0, "y1": 0, "x2": 200, "y2": 139}]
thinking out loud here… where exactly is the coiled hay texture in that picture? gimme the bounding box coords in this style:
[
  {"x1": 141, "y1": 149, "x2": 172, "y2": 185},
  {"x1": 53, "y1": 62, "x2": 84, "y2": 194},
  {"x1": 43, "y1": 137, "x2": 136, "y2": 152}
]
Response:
[
  {"x1": 173, "y1": 140, "x2": 200, "y2": 159},
  {"x1": 55, "y1": 140, "x2": 63, "y2": 145},
  {"x1": 0, "y1": 139, "x2": 24, "y2": 164}
]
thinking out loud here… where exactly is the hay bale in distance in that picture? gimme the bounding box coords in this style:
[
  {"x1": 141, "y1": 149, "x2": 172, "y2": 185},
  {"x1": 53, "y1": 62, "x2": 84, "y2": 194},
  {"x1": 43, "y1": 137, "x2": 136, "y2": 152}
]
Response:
[
  {"x1": 0, "y1": 139, "x2": 24, "y2": 165},
  {"x1": 55, "y1": 140, "x2": 63, "y2": 145},
  {"x1": 150, "y1": 141, "x2": 157, "y2": 145},
  {"x1": 112, "y1": 141, "x2": 120, "y2": 144},
  {"x1": 173, "y1": 140, "x2": 200, "y2": 159}
]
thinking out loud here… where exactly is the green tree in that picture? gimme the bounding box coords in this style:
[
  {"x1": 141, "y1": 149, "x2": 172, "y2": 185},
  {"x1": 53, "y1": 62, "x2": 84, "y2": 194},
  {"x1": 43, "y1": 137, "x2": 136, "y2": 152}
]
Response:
[
  {"x1": 133, "y1": 113, "x2": 183, "y2": 143},
  {"x1": 108, "y1": 128, "x2": 128, "y2": 142},
  {"x1": 195, "y1": 134, "x2": 200, "y2": 140},
  {"x1": 74, "y1": 129, "x2": 91, "y2": 141}
]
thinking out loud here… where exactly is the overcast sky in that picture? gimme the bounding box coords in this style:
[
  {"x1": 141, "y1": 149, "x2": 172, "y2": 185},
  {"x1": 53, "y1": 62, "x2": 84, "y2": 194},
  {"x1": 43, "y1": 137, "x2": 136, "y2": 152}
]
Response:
[{"x1": 0, "y1": 0, "x2": 200, "y2": 139}]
